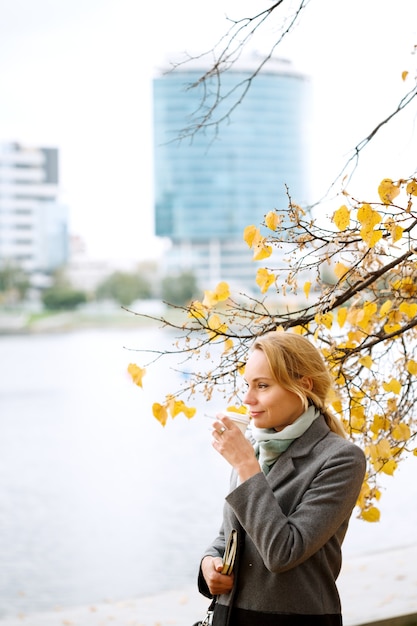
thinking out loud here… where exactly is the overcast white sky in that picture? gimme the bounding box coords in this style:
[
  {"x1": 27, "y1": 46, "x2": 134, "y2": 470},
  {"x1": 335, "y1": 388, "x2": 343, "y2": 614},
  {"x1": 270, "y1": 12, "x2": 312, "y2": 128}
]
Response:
[{"x1": 1, "y1": 0, "x2": 416, "y2": 266}]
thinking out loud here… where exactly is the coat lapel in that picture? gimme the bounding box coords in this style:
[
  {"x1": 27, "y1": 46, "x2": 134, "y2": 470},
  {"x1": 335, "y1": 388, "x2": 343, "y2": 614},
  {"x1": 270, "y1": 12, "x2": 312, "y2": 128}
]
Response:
[{"x1": 266, "y1": 415, "x2": 330, "y2": 488}]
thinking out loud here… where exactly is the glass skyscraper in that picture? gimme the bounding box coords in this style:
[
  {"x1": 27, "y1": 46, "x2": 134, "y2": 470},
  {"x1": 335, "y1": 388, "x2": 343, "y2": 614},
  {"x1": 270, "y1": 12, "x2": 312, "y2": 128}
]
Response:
[{"x1": 153, "y1": 55, "x2": 310, "y2": 292}]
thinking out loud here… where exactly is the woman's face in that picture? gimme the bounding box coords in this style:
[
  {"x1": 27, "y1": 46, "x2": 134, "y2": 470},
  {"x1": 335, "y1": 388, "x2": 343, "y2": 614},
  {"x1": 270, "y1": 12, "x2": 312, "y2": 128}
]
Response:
[{"x1": 243, "y1": 348, "x2": 305, "y2": 432}]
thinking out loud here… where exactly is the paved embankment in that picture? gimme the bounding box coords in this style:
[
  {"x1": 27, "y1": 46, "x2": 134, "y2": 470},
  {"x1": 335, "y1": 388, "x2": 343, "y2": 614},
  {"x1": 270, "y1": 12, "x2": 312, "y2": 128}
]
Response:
[{"x1": 0, "y1": 543, "x2": 416, "y2": 626}]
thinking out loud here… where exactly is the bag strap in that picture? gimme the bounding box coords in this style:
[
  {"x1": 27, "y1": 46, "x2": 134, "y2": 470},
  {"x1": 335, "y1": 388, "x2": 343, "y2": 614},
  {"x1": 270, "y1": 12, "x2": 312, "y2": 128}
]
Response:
[{"x1": 200, "y1": 597, "x2": 217, "y2": 625}]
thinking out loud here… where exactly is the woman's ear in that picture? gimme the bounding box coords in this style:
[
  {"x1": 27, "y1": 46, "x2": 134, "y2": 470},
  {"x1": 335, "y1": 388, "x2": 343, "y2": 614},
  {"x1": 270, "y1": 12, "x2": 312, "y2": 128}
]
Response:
[{"x1": 300, "y1": 376, "x2": 313, "y2": 391}]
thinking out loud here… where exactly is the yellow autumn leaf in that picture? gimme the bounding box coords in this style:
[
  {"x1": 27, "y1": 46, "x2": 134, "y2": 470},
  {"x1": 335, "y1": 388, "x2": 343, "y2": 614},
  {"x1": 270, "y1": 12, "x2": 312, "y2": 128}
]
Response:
[
  {"x1": 391, "y1": 224, "x2": 403, "y2": 242},
  {"x1": 370, "y1": 414, "x2": 390, "y2": 435},
  {"x1": 243, "y1": 225, "x2": 259, "y2": 248},
  {"x1": 406, "y1": 179, "x2": 417, "y2": 196},
  {"x1": 392, "y1": 276, "x2": 417, "y2": 297},
  {"x1": 379, "y1": 300, "x2": 392, "y2": 318},
  {"x1": 127, "y1": 363, "x2": 146, "y2": 388},
  {"x1": 333, "y1": 205, "x2": 350, "y2": 231},
  {"x1": 382, "y1": 378, "x2": 401, "y2": 394},
  {"x1": 183, "y1": 405, "x2": 197, "y2": 419},
  {"x1": 359, "y1": 355, "x2": 373, "y2": 369},
  {"x1": 206, "y1": 314, "x2": 228, "y2": 339},
  {"x1": 355, "y1": 301, "x2": 377, "y2": 331},
  {"x1": 357, "y1": 203, "x2": 382, "y2": 228},
  {"x1": 334, "y1": 262, "x2": 349, "y2": 279},
  {"x1": 337, "y1": 307, "x2": 348, "y2": 328},
  {"x1": 378, "y1": 178, "x2": 401, "y2": 204},
  {"x1": 361, "y1": 506, "x2": 381, "y2": 522},
  {"x1": 399, "y1": 302, "x2": 417, "y2": 319},
  {"x1": 168, "y1": 399, "x2": 196, "y2": 419},
  {"x1": 381, "y1": 459, "x2": 397, "y2": 476},
  {"x1": 357, "y1": 204, "x2": 383, "y2": 247},
  {"x1": 202, "y1": 281, "x2": 231, "y2": 307},
  {"x1": 407, "y1": 359, "x2": 417, "y2": 375},
  {"x1": 386, "y1": 307, "x2": 403, "y2": 329},
  {"x1": 314, "y1": 312, "x2": 333, "y2": 330},
  {"x1": 226, "y1": 405, "x2": 248, "y2": 415},
  {"x1": 293, "y1": 325, "x2": 308, "y2": 335},
  {"x1": 385, "y1": 218, "x2": 404, "y2": 243},
  {"x1": 152, "y1": 403, "x2": 168, "y2": 427},
  {"x1": 350, "y1": 412, "x2": 366, "y2": 432},
  {"x1": 360, "y1": 227, "x2": 383, "y2": 247},
  {"x1": 223, "y1": 338, "x2": 234, "y2": 353},
  {"x1": 187, "y1": 300, "x2": 207, "y2": 319},
  {"x1": 331, "y1": 399, "x2": 343, "y2": 414},
  {"x1": 214, "y1": 281, "x2": 231, "y2": 302},
  {"x1": 303, "y1": 281, "x2": 311, "y2": 299},
  {"x1": 265, "y1": 211, "x2": 280, "y2": 231},
  {"x1": 256, "y1": 267, "x2": 275, "y2": 294},
  {"x1": 356, "y1": 481, "x2": 371, "y2": 509},
  {"x1": 402, "y1": 70, "x2": 409, "y2": 81},
  {"x1": 168, "y1": 399, "x2": 185, "y2": 417},
  {"x1": 392, "y1": 423, "x2": 411, "y2": 440},
  {"x1": 383, "y1": 321, "x2": 402, "y2": 335},
  {"x1": 202, "y1": 292, "x2": 217, "y2": 308},
  {"x1": 253, "y1": 242, "x2": 272, "y2": 261},
  {"x1": 389, "y1": 224, "x2": 404, "y2": 243}
]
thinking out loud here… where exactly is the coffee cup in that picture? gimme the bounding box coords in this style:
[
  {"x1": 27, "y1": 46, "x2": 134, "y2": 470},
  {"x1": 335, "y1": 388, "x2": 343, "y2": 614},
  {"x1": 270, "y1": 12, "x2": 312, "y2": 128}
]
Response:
[{"x1": 223, "y1": 411, "x2": 250, "y2": 434}]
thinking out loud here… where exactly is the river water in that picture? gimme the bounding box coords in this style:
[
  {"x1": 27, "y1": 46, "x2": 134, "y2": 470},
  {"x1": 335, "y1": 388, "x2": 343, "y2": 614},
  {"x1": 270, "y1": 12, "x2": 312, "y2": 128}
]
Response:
[{"x1": 0, "y1": 327, "x2": 416, "y2": 619}]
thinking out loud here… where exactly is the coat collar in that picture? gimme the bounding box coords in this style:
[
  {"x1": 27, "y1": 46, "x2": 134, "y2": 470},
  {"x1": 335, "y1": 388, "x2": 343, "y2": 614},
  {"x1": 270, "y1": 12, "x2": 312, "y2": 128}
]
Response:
[{"x1": 266, "y1": 414, "x2": 330, "y2": 486}]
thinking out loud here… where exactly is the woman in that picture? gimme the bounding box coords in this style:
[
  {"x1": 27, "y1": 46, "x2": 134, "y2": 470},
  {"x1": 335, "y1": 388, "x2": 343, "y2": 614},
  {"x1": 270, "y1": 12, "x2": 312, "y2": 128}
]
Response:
[{"x1": 198, "y1": 331, "x2": 366, "y2": 626}]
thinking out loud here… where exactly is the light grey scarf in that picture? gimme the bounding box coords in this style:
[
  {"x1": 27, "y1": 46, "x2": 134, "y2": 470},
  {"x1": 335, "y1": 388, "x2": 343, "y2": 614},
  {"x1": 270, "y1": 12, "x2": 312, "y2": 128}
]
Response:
[{"x1": 252, "y1": 405, "x2": 320, "y2": 474}]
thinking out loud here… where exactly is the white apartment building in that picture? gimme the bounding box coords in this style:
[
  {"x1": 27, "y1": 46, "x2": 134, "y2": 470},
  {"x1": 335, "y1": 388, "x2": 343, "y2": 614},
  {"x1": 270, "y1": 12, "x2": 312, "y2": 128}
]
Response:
[{"x1": 0, "y1": 142, "x2": 68, "y2": 274}]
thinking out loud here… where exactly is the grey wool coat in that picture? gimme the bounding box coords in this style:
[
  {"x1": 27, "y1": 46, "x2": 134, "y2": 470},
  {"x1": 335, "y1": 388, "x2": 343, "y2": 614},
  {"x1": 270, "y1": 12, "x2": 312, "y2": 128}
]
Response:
[{"x1": 198, "y1": 415, "x2": 366, "y2": 626}]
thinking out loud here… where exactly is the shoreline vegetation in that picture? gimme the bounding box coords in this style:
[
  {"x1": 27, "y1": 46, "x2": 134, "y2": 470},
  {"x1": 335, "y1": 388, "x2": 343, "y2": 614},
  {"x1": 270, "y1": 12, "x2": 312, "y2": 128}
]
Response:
[{"x1": 0, "y1": 301, "x2": 181, "y2": 335}]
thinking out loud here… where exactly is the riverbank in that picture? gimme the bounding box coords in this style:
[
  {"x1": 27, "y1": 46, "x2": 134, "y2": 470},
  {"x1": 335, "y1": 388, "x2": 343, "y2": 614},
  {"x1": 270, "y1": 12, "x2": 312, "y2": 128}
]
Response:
[
  {"x1": 1, "y1": 544, "x2": 416, "y2": 626},
  {"x1": 0, "y1": 302, "x2": 182, "y2": 335}
]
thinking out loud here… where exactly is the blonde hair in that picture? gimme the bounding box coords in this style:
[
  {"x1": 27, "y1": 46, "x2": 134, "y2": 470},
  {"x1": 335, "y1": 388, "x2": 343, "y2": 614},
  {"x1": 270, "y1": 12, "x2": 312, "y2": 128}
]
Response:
[{"x1": 251, "y1": 331, "x2": 346, "y2": 438}]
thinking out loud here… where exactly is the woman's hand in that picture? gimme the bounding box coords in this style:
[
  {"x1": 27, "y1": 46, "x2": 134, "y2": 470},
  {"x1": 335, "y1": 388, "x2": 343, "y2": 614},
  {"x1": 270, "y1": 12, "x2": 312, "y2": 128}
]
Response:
[
  {"x1": 212, "y1": 415, "x2": 261, "y2": 482},
  {"x1": 201, "y1": 556, "x2": 234, "y2": 595}
]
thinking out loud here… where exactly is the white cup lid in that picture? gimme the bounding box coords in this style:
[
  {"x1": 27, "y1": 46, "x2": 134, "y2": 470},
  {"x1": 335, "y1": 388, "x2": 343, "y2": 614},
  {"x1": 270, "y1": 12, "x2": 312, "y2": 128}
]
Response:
[{"x1": 224, "y1": 411, "x2": 250, "y2": 423}]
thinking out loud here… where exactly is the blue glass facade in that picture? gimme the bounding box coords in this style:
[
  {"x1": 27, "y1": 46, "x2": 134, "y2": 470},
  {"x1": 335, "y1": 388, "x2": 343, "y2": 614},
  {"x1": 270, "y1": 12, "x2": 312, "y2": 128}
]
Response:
[{"x1": 153, "y1": 58, "x2": 310, "y2": 289}]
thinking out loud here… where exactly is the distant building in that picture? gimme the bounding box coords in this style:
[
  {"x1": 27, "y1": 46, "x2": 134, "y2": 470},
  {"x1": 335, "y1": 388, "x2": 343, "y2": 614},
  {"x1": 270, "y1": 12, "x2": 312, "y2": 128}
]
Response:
[
  {"x1": 153, "y1": 54, "x2": 311, "y2": 292},
  {"x1": 66, "y1": 234, "x2": 113, "y2": 292},
  {"x1": 0, "y1": 142, "x2": 68, "y2": 274}
]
